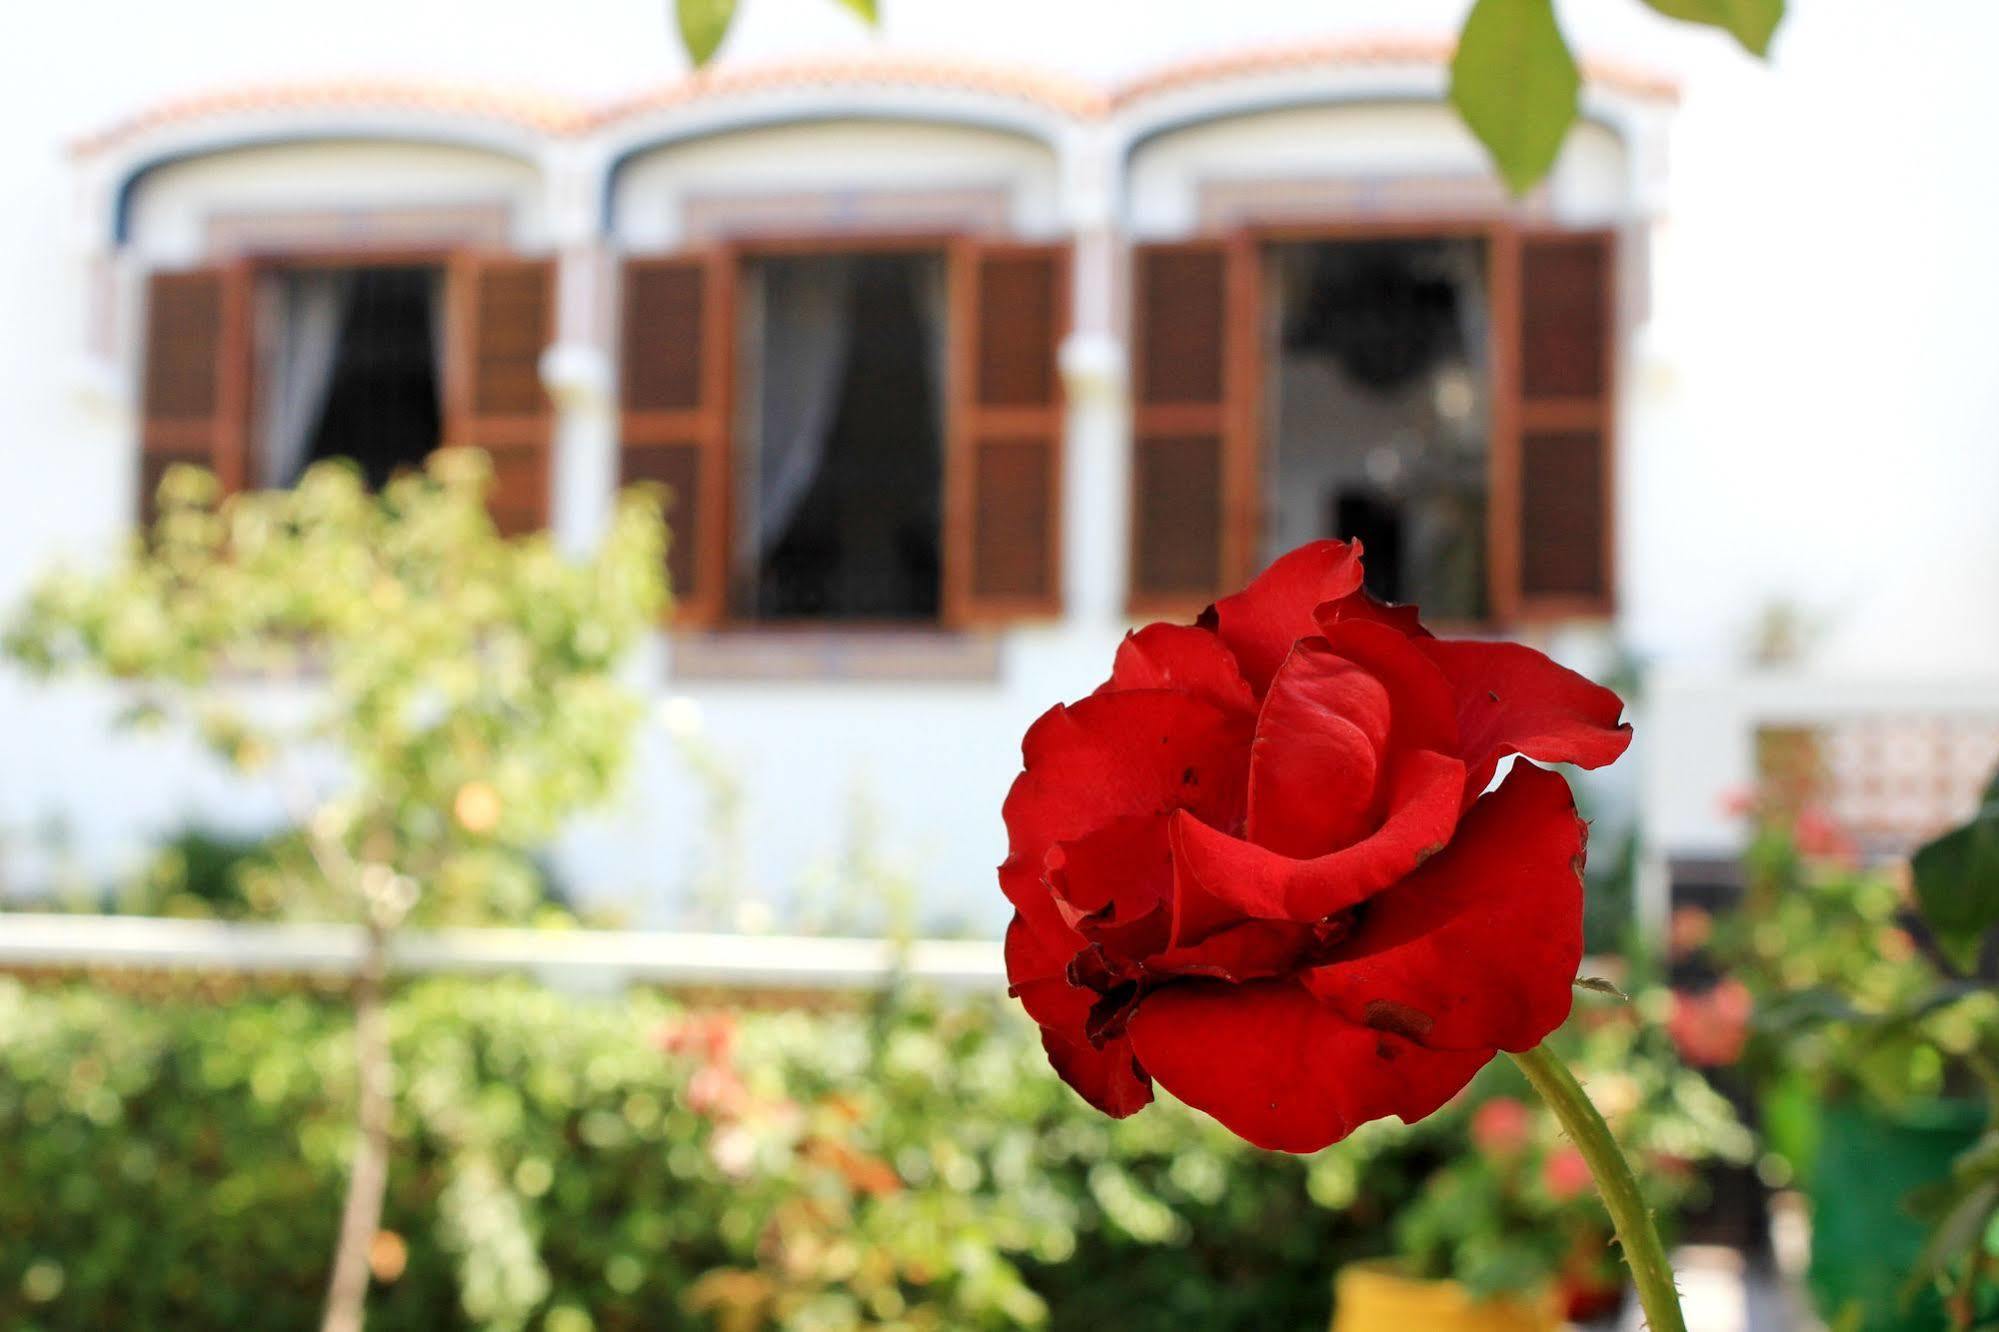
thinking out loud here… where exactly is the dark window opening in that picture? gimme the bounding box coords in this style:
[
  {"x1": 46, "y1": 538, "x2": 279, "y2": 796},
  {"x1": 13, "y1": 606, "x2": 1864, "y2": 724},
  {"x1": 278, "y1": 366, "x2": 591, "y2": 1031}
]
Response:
[
  {"x1": 254, "y1": 264, "x2": 444, "y2": 490},
  {"x1": 733, "y1": 252, "x2": 947, "y2": 622},
  {"x1": 1263, "y1": 238, "x2": 1490, "y2": 620}
]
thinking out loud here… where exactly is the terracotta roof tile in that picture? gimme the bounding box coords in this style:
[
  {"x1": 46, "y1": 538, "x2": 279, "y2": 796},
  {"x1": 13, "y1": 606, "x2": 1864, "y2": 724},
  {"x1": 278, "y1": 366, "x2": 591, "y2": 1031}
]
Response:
[
  {"x1": 1112, "y1": 35, "x2": 1679, "y2": 107},
  {"x1": 588, "y1": 53, "x2": 1108, "y2": 127},
  {"x1": 71, "y1": 79, "x2": 587, "y2": 156}
]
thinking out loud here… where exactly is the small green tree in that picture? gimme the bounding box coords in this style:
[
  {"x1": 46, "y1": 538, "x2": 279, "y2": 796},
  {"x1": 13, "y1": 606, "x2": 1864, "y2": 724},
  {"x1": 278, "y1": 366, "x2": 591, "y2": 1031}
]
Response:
[{"x1": 6, "y1": 450, "x2": 668, "y2": 1332}]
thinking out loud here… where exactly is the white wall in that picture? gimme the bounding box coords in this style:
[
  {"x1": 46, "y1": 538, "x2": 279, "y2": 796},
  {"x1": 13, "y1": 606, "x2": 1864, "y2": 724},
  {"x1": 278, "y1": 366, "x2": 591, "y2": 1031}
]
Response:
[
  {"x1": 124, "y1": 139, "x2": 548, "y2": 263},
  {"x1": 3, "y1": 0, "x2": 1997, "y2": 920},
  {"x1": 1125, "y1": 102, "x2": 1630, "y2": 237},
  {"x1": 611, "y1": 118, "x2": 1064, "y2": 247}
]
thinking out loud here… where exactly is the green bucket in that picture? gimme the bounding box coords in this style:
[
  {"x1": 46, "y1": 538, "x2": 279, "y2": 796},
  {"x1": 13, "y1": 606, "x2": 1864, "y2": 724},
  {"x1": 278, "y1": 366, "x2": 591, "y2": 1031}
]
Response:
[{"x1": 1805, "y1": 1097, "x2": 1985, "y2": 1332}]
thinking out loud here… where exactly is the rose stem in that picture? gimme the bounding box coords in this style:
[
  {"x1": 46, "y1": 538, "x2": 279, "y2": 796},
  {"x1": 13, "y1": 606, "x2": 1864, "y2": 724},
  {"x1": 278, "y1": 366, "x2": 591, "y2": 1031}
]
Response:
[{"x1": 1509, "y1": 1043, "x2": 1687, "y2": 1332}]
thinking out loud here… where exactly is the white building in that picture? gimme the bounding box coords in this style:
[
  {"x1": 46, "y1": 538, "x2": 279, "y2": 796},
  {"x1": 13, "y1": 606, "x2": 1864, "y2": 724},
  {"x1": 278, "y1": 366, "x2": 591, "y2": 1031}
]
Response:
[{"x1": 3, "y1": 0, "x2": 1996, "y2": 930}]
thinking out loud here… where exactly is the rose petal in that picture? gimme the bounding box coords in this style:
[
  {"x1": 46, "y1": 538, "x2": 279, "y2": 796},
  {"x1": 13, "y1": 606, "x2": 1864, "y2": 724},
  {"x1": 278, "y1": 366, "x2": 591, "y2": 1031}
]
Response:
[
  {"x1": 1321, "y1": 587, "x2": 1433, "y2": 639},
  {"x1": 1125, "y1": 980, "x2": 1490, "y2": 1152},
  {"x1": 1041, "y1": 1027, "x2": 1154, "y2": 1118},
  {"x1": 1313, "y1": 618, "x2": 1460, "y2": 760},
  {"x1": 1142, "y1": 917, "x2": 1320, "y2": 984},
  {"x1": 1211, "y1": 540, "x2": 1365, "y2": 694},
  {"x1": 1101, "y1": 623, "x2": 1257, "y2": 715},
  {"x1": 1003, "y1": 690, "x2": 1253, "y2": 868},
  {"x1": 1046, "y1": 814, "x2": 1175, "y2": 960},
  {"x1": 1305, "y1": 762, "x2": 1587, "y2": 1052},
  {"x1": 998, "y1": 859, "x2": 1079, "y2": 967},
  {"x1": 1003, "y1": 911, "x2": 1087, "y2": 1029},
  {"x1": 1247, "y1": 639, "x2": 1388, "y2": 858},
  {"x1": 1415, "y1": 639, "x2": 1632, "y2": 805},
  {"x1": 1047, "y1": 814, "x2": 1172, "y2": 922},
  {"x1": 1169, "y1": 748, "x2": 1466, "y2": 931},
  {"x1": 1006, "y1": 915, "x2": 1154, "y2": 1117}
]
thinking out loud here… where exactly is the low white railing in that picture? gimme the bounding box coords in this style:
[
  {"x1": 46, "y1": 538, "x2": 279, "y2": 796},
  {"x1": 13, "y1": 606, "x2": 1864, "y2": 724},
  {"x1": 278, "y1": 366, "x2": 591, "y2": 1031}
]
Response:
[{"x1": 0, "y1": 913, "x2": 1007, "y2": 994}]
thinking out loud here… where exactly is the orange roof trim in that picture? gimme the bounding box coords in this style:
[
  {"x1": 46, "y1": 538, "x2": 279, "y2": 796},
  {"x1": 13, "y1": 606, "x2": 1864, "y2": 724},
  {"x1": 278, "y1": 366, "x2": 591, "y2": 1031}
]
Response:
[
  {"x1": 1112, "y1": 37, "x2": 1680, "y2": 107},
  {"x1": 72, "y1": 79, "x2": 589, "y2": 156},
  {"x1": 589, "y1": 54, "x2": 1109, "y2": 126},
  {"x1": 75, "y1": 40, "x2": 1678, "y2": 158}
]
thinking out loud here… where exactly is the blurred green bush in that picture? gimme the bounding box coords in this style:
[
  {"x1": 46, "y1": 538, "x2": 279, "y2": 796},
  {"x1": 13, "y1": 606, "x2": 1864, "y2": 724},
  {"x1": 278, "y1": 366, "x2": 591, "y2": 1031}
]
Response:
[{"x1": 0, "y1": 975, "x2": 1743, "y2": 1332}]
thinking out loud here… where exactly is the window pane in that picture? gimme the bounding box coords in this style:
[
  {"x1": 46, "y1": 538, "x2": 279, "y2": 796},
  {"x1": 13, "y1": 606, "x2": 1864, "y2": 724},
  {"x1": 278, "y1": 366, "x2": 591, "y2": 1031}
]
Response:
[
  {"x1": 256, "y1": 265, "x2": 443, "y2": 490},
  {"x1": 734, "y1": 252, "x2": 947, "y2": 622},
  {"x1": 1262, "y1": 238, "x2": 1489, "y2": 620}
]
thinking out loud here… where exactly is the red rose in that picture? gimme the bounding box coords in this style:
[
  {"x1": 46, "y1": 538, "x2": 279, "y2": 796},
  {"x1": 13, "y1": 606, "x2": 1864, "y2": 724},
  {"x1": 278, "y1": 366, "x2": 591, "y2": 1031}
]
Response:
[{"x1": 1001, "y1": 541, "x2": 1631, "y2": 1152}]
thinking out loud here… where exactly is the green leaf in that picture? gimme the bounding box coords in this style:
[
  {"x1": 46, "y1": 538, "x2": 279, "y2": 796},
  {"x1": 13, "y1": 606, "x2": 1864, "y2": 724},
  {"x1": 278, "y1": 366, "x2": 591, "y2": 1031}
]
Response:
[
  {"x1": 675, "y1": 0, "x2": 738, "y2": 66},
  {"x1": 1907, "y1": 1174, "x2": 1999, "y2": 1290},
  {"x1": 1449, "y1": 0, "x2": 1581, "y2": 196},
  {"x1": 836, "y1": 0, "x2": 880, "y2": 24},
  {"x1": 1912, "y1": 806, "x2": 1999, "y2": 963},
  {"x1": 1640, "y1": 0, "x2": 1785, "y2": 57}
]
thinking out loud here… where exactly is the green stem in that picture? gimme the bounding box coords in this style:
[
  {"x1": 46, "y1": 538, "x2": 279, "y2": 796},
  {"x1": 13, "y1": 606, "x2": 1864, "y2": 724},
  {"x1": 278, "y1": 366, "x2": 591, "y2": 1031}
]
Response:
[{"x1": 1510, "y1": 1043, "x2": 1685, "y2": 1332}]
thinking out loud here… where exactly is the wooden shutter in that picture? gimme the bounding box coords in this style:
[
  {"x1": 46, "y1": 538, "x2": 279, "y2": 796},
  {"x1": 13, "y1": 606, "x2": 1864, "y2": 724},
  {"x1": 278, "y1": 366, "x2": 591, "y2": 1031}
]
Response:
[
  {"x1": 944, "y1": 240, "x2": 1068, "y2": 623},
  {"x1": 1128, "y1": 238, "x2": 1257, "y2": 614},
  {"x1": 618, "y1": 253, "x2": 731, "y2": 625},
  {"x1": 1494, "y1": 227, "x2": 1617, "y2": 618},
  {"x1": 445, "y1": 254, "x2": 555, "y2": 535},
  {"x1": 138, "y1": 265, "x2": 250, "y2": 522}
]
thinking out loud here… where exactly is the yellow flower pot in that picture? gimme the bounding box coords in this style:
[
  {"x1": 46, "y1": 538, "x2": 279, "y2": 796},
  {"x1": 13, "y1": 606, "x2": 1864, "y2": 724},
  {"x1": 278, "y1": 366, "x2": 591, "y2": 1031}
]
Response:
[{"x1": 1332, "y1": 1263, "x2": 1561, "y2": 1332}]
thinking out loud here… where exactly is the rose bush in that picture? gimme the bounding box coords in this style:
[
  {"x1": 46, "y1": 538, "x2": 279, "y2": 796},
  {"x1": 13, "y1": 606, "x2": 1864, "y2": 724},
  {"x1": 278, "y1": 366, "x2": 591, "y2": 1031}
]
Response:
[{"x1": 1002, "y1": 540, "x2": 1631, "y2": 1152}]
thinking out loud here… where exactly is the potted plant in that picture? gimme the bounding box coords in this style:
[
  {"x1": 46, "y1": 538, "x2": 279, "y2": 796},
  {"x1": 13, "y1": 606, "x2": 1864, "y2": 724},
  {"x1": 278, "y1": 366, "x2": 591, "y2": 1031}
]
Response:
[
  {"x1": 1335, "y1": 983, "x2": 1751, "y2": 1332},
  {"x1": 1696, "y1": 781, "x2": 1999, "y2": 1330}
]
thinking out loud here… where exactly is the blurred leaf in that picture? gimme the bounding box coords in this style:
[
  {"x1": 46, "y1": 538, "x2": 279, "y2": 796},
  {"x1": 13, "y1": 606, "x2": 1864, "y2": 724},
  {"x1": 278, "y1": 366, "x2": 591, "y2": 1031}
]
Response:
[
  {"x1": 1449, "y1": 0, "x2": 1580, "y2": 195},
  {"x1": 837, "y1": 0, "x2": 879, "y2": 23},
  {"x1": 1911, "y1": 772, "x2": 1999, "y2": 965},
  {"x1": 1907, "y1": 1174, "x2": 1999, "y2": 1290},
  {"x1": 1640, "y1": 0, "x2": 1785, "y2": 57},
  {"x1": 676, "y1": 0, "x2": 738, "y2": 65}
]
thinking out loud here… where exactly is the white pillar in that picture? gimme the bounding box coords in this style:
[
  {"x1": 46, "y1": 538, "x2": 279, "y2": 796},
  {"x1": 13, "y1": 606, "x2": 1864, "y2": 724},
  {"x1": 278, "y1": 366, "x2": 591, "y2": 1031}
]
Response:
[
  {"x1": 1056, "y1": 125, "x2": 1129, "y2": 627},
  {"x1": 539, "y1": 145, "x2": 618, "y2": 557}
]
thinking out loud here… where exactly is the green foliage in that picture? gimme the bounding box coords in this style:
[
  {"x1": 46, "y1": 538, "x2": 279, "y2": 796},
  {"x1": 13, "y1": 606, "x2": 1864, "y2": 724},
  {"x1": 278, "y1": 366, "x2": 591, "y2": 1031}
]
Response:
[
  {"x1": 5, "y1": 453, "x2": 668, "y2": 927},
  {"x1": 1445, "y1": 0, "x2": 1785, "y2": 192},
  {"x1": 1640, "y1": 0, "x2": 1785, "y2": 56},
  {"x1": 1448, "y1": 0, "x2": 1580, "y2": 197},
  {"x1": 1912, "y1": 764, "x2": 1999, "y2": 969},
  {"x1": 0, "y1": 976, "x2": 1747, "y2": 1331},
  {"x1": 1706, "y1": 801, "x2": 1999, "y2": 1321},
  {"x1": 676, "y1": 0, "x2": 739, "y2": 66},
  {"x1": 1395, "y1": 987, "x2": 1751, "y2": 1300},
  {"x1": 1711, "y1": 808, "x2": 1998, "y2": 1113}
]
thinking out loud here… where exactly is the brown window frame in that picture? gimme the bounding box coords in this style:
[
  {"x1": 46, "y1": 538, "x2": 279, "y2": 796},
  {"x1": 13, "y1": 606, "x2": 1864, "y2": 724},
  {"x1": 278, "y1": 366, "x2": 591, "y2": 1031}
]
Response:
[
  {"x1": 626, "y1": 230, "x2": 1069, "y2": 632},
  {"x1": 1128, "y1": 216, "x2": 1618, "y2": 629},
  {"x1": 134, "y1": 244, "x2": 556, "y2": 527}
]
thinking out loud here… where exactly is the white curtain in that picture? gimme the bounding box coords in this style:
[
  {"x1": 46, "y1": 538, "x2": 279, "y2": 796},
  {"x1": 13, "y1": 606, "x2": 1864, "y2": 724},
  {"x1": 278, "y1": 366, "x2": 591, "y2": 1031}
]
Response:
[
  {"x1": 747, "y1": 257, "x2": 859, "y2": 564},
  {"x1": 255, "y1": 270, "x2": 350, "y2": 487}
]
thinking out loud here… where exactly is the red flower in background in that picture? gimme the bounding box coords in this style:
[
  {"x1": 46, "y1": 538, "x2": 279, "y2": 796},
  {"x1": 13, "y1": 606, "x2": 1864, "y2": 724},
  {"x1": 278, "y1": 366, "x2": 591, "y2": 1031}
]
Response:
[
  {"x1": 1001, "y1": 541, "x2": 1631, "y2": 1152},
  {"x1": 1668, "y1": 977, "x2": 1754, "y2": 1068},
  {"x1": 1469, "y1": 1096, "x2": 1535, "y2": 1159},
  {"x1": 1543, "y1": 1146, "x2": 1595, "y2": 1202}
]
